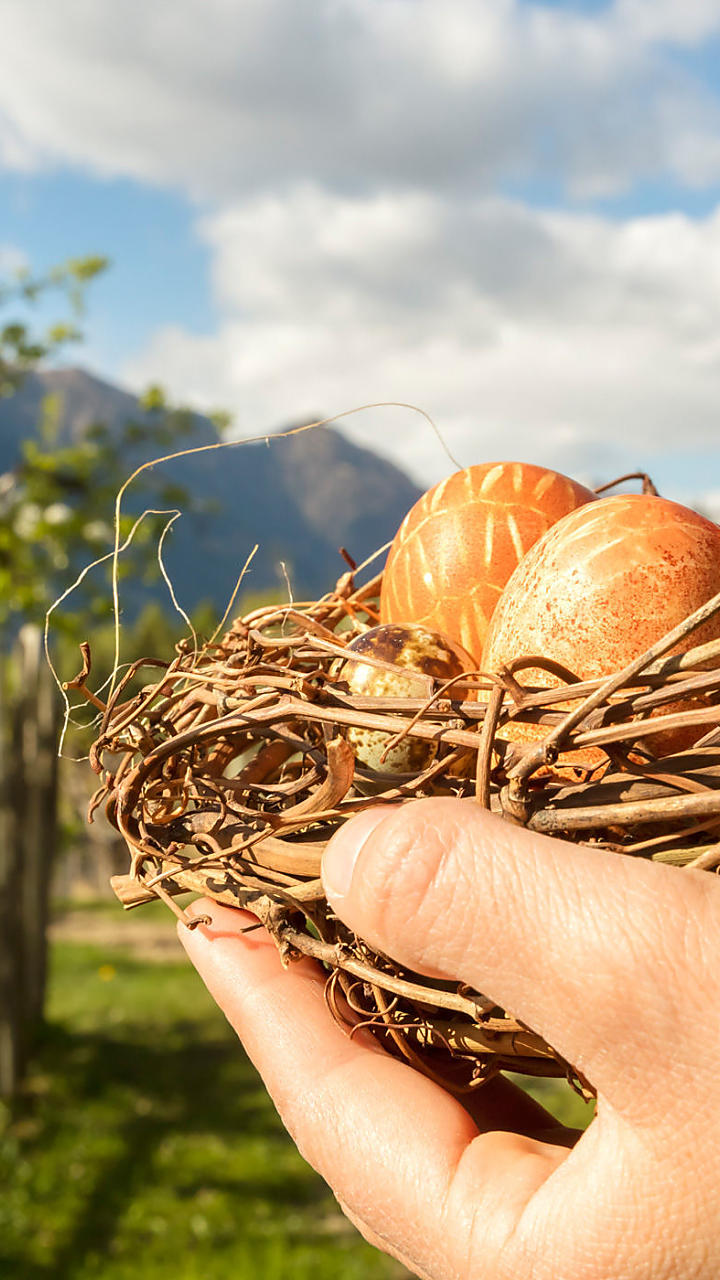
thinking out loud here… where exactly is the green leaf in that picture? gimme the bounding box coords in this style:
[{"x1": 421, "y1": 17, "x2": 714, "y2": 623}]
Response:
[{"x1": 139, "y1": 384, "x2": 167, "y2": 412}]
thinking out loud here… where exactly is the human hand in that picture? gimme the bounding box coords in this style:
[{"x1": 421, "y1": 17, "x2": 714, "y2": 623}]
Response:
[{"x1": 179, "y1": 797, "x2": 720, "y2": 1279}]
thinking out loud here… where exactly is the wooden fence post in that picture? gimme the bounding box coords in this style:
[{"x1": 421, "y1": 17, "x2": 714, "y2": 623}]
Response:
[
  {"x1": 0, "y1": 647, "x2": 23, "y2": 1097},
  {"x1": 16, "y1": 626, "x2": 60, "y2": 1027},
  {"x1": 0, "y1": 626, "x2": 60, "y2": 1099}
]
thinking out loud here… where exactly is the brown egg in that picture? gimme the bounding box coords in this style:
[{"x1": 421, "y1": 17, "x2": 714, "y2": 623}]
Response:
[
  {"x1": 482, "y1": 493, "x2": 720, "y2": 766},
  {"x1": 334, "y1": 623, "x2": 475, "y2": 774}
]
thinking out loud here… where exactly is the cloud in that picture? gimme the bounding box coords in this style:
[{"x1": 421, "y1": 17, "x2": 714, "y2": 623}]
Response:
[
  {"x1": 612, "y1": 0, "x2": 720, "y2": 46},
  {"x1": 0, "y1": 243, "x2": 27, "y2": 274},
  {"x1": 3, "y1": 1, "x2": 720, "y2": 495},
  {"x1": 123, "y1": 187, "x2": 720, "y2": 485},
  {"x1": 1, "y1": 0, "x2": 720, "y2": 199},
  {"x1": 696, "y1": 490, "x2": 720, "y2": 521}
]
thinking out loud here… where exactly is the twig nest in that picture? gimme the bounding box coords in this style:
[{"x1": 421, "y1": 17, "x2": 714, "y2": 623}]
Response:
[
  {"x1": 333, "y1": 622, "x2": 475, "y2": 773},
  {"x1": 91, "y1": 509, "x2": 720, "y2": 1096}
]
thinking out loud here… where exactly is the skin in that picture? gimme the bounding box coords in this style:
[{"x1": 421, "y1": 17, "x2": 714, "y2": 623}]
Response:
[{"x1": 179, "y1": 798, "x2": 720, "y2": 1279}]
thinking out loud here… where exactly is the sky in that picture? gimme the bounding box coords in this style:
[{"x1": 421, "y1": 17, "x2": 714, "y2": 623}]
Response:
[{"x1": 2, "y1": 0, "x2": 720, "y2": 503}]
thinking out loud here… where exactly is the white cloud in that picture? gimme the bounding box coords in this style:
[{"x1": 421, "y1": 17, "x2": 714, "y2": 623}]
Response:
[
  {"x1": 123, "y1": 188, "x2": 720, "y2": 485},
  {"x1": 3, "y1": 0, "x2": 720, "y2": 498},
  {"x1": 0, "y1": 0, "x2": 719, "y2": 198},
  {"x1": 612, "y1": 0, "x2": 720, "y2": 46},
  {"x1": 695, "y1": 490, "x2": 720, "y2": 521},
  {"x1": 0, "y1": 243, "x2": 27, "y2": 275}
]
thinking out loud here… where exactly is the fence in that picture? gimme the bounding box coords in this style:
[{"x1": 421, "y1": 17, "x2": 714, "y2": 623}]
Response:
[{"x1": 0, "y1": 626, "x2": 60, "y2": 1098}]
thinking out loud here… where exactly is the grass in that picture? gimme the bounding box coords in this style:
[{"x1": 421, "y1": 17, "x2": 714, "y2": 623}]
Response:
[{"x1": 0, "y1": 908, "x2": 593, "y2": 1279}]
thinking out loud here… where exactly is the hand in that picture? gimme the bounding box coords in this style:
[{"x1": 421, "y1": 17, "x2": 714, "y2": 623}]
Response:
[{"x1": 179, "y1": 797, "x2": 720, "y2": 1279}]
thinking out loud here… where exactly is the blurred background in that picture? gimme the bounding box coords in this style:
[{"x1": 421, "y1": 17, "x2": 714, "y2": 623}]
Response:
[{"x1": 2, "y1": 0, "x2": 720, "y2": 1275}]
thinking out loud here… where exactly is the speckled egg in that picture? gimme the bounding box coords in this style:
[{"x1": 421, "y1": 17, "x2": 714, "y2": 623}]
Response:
[
  {"x1": 334, "y1": 623, "x2": 475, "y2": 774},
  {"x1": 482, "y1": 493, "x2": 720, "y2": 763}
]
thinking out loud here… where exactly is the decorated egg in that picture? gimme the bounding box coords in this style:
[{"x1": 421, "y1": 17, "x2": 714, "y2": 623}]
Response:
[
  {"x1": 334, "y1": 623, "x2": 475, "y2": 773},
  {"x1": 482, "y1": 493, "x2": 720, "y2": 761},
  {"x1": 380, "y1": 461, "x2": 596, "y2": 660}
]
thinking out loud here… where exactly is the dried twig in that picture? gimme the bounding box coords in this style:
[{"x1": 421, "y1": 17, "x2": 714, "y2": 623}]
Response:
[{"x1": 88, "y1": 559, "x2": 720, "y2": 1093}]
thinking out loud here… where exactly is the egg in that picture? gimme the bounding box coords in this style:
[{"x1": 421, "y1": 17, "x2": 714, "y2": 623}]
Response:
[
  {"x1": 482, "y1": 493, "x2": 720, "y2": 763},
  {"x1": 380, "y1": 461, "x2": 596, "y2": 660},
  {"x1": 333, "y1": 623, "x2": 475, "y2": 774}
]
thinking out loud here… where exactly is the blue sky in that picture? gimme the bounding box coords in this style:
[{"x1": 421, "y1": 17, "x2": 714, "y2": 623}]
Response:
[
  {"x1": 2, "y1": 170, "x2": 216, "y2": 371},
  {"x1": 2, "y1": 0, "x2": 720, "y2": 500}
]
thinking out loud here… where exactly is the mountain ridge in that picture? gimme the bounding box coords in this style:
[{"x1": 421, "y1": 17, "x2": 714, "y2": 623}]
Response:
[{"x1": 1, "y1": 367, "x2": 423, "y2": 612}]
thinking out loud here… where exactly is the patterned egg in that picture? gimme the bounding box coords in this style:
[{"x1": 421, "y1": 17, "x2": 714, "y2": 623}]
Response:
[
  {"x1": 334, "y1": 623, "x2": 475, "y2": 774},
  {"x1": 482, "y1": 493, "x2": 720, "y2": 763},
  {"x1": 380, "y1": 462, "x2": 596, "y2": 660}
]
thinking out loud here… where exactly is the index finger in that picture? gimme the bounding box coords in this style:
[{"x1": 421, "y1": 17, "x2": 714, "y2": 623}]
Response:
[{"x1": 179, "y1": 901, "x2": 576, "y2": 1279}]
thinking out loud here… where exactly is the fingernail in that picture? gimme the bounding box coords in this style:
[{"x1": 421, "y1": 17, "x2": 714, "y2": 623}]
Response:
[
  {"x1": 184, "y1": 900, "x2": 213, "y2": 924},
  {"x1": 322, "y1": 807, "x2": 389, "y2": 901}
]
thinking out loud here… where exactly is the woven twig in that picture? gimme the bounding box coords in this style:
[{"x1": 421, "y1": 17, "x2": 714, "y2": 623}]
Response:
[{"x1": 84, "y1": 558, "x2": 720, "y2": 1095}]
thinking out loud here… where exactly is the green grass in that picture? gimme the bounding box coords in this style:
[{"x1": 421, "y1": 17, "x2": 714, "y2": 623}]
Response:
[
  {"x1": 0, "y1": 920, "x2": 593, "y2": 1279},
  {"x1": 0, "y1": 939, "x2": 405, "y2": 1279}
]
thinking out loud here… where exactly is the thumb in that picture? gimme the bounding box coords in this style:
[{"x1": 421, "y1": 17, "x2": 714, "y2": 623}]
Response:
[{"x1": 321, "y1": 797, "x2": 719, "y2": 1112}]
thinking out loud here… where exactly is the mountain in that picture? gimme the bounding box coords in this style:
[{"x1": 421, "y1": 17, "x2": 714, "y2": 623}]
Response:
[{"x1": 1, "y1": 368, "x2": 422, "y2": 613}]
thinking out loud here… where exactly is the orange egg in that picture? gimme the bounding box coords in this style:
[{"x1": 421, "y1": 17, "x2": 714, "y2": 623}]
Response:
[
  {"x1": 380, "y1": 462, "x2": 596, "y2": 660},
  {"x1": 334, "y1": 623, "x2": 475, "y2": 774},
  {"x1": 482, "y1": 493, "x2": 720, "y2": 763}
]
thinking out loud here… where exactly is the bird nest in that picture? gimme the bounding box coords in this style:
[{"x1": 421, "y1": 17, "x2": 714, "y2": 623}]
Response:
[{"x1": 84, "y1": 560, "x2": 720, "y2": 1099}]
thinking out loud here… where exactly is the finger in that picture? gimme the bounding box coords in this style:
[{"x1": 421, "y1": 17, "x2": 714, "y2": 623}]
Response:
[
  {"x1": 179, "y1": 900, "x2": 572, "y2": 1143},
  {"x1": 179, "y1": 900, "x2": 573, "y2": 1280},
  {"x1": 321, "y1": 798, "x2": 720, "y2": 1111},
  {"x1": 336, "y1": 1196, "x2": 435, "y2": 1280}
]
